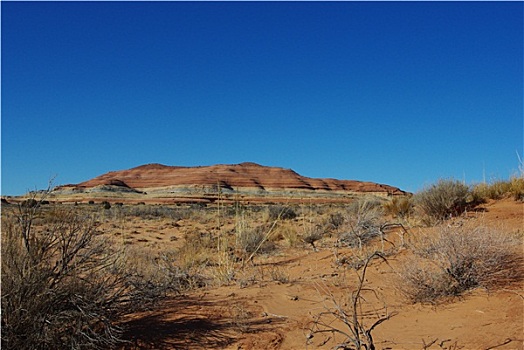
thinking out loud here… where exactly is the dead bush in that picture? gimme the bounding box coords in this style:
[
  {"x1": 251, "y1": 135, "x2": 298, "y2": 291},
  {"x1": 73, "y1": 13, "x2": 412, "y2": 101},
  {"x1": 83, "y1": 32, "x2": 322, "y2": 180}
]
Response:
[
  {"x1": 337, "y1": 198, "x2": 384, "y2": 249},
  {"x1": 396, "y1": 225, "x2": 523, "y2": 303},
  {"x1": 307, "y1": 252, "x2": 395, "y2": 349}
]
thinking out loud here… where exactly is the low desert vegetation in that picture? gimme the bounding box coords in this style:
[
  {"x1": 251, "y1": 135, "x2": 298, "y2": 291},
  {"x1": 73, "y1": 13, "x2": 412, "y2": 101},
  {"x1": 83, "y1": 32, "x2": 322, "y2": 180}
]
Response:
[
  {"x1": 337, "y1": 197, "x2": 385, "y2": 249},
  {"x1": 396, "y1": 224, "x2": 523, "y2": 303},
  {"x1": 267, "y1": 204, "x2": 298, "y2": 221},
  {"x1": 307, "y1": 251, "x2": 396, "y2": 349},
  {"x1": 0, "y1": 195, "x2": 199, "y2": 350},
  {"x1": 414, "y1": 179, "x2": 470, "y2": 225},
  {"x1": 2, "y1": 172, "x2": 523, "y2": 349},
  {"x1": 471, "y1": 175, "x2": 524, "y2": 202},
  {"x1": 2, "y1": 199, "x2": 128, "y2": 349},
  {"x1": 382, "y1": 195, "x2": 414, "y2": 220}
]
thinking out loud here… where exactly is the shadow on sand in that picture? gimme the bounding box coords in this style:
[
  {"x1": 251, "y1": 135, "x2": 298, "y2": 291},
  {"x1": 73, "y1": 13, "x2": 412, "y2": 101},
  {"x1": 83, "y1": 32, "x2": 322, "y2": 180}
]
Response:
[{"x1": 119, "y1": 294, "x2": 284, "y2": 349}]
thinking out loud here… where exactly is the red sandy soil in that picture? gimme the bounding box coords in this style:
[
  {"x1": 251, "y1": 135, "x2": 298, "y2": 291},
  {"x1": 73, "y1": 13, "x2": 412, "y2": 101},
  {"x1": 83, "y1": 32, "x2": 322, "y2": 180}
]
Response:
[{"x1": 117, "y1": 199, "x2": 524, "y2": 350}]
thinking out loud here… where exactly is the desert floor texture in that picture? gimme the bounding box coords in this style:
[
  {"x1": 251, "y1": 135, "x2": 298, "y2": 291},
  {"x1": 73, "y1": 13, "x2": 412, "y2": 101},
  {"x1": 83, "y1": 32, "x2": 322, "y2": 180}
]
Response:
[{"x1": 90, "y1": 198, "x2": 523, "y2": 350}]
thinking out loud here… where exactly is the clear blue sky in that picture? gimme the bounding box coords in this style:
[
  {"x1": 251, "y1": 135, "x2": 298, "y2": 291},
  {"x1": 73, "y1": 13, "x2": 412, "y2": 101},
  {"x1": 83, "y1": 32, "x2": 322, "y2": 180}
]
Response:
[{"x1": 2, "y1": 1, "x2": 523, "y2": 196}]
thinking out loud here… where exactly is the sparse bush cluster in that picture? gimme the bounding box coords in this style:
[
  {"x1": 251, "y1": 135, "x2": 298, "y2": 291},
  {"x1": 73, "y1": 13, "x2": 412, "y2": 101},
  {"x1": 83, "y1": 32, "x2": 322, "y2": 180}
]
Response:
[
  {"x1": 4, "y1": 169, "x2": 522, "y2": 349},
  {"x1": 117, "y1": 204, "x2": 191, "y2": 221},
  {"x1": 1, "y1": 197, "x2": 189, "y2": 350}
]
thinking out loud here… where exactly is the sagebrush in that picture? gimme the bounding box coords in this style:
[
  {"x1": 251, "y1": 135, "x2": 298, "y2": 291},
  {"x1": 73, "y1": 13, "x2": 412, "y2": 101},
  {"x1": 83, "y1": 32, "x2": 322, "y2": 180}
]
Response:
[{"x1": 396, "y1": 224, "x2": 523, "y2": 303}]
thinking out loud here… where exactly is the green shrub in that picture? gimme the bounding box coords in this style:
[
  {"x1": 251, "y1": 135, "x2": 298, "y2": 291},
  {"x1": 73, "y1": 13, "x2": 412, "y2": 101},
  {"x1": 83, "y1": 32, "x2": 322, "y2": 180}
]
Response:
[
  {"x1": 414, "y1": 179, "x2": 469, "y2": 224},
  {"x1": 21, "y1": 198, "x2": 38, "y2": 208}
]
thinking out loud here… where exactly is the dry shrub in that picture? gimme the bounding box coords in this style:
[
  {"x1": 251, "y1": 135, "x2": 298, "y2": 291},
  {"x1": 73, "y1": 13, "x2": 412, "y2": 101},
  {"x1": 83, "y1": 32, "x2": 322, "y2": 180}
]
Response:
[
  {"x1": 236, "y1": 225, "x2": 276, "y2": 256},
  {"x1": 267, "y1": 205, "x2": 297, "y2": 221},
  {"x1": 326, "y1": 211, "x2": 345, "y2": 230},
  {"x1": 234, "y1": 208, "x2": 281, "y2": 266},
  {"x1": 414, "y1": 179, "x2": 470, "y2": 225},
  {"x1": 212, "y1": 248, "x2": 236, "y2": 285},
  {"x1": 397, "y1": 225, "x2": 523, "y2": 303},
  {"x1": 307, "y1": 252, "x2": 395, "y2": 349},
  {"x1": 1, "y1": 202, "x2": 128, "y2": 349},
  {"x1": 268, "y1": 266, "x2": 290, "y2": 284},
  {"x1": 471, "y1": 180, "x2": 511, "y2": 201},
  {"x1": 395, "y1": 257, "x2": 456, "y2": 303},
  {"x1": 302, "y1": 226, "x2": 324, "y2": 250},
  {"x1": 121, "y1": 204, "x2": 190, "y2": 221},
  {"x1": 338, "y1": 198, "x2": 384, "y2": 249},
  {"x1": 229, "y1": 303, "x2": 253, "y2": 333}
]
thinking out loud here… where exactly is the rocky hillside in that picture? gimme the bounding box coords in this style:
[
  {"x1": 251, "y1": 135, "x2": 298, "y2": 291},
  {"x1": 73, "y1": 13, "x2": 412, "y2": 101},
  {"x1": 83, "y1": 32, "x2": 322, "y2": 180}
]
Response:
[{"x1": 53, "y1": 162, "x2": 406, "y2": 203}]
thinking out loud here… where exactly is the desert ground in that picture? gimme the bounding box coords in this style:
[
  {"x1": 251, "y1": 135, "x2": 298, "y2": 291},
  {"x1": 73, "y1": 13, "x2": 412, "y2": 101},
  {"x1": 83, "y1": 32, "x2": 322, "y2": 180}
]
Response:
[
  {"x1": 3, "y1": 194, "x2": 523, "y2": 350},
  {"x1": 110, "y1": 198, "x2": 523, "y2": 350}
]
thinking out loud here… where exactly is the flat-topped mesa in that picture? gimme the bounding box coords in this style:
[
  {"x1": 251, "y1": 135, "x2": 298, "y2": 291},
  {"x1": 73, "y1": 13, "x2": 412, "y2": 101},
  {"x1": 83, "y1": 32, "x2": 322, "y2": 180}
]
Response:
[{"x1": 62, "y1": 162, "x2": 406, "y2": 197}]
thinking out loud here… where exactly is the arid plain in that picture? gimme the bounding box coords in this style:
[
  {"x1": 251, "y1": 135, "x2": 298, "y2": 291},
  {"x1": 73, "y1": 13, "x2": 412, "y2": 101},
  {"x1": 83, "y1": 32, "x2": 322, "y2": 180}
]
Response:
[{"x1": 3, "y1": 163, "x2": 523, "y2": 350}]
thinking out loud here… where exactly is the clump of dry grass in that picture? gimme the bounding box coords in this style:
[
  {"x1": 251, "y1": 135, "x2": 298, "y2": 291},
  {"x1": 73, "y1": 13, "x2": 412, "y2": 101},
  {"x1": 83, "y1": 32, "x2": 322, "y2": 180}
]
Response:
[
  {"x1": 268, "y1": 266, "x2": 291, "y2": 283},
  {"x1": 178, "y1": 231, "x2": 215, "y2": 269},
  {"x1": 382, "y1": 196, "x2": 414, "y2": 219},
  {"x1": 471, "y1": 180, "x2": 512, "y2": 201},
  {"x1": 509, "y1": 175, "x2": 524, "y2": 201},
  {"x1": 124, "y1": 246, "x2": 207, "y2": 298},
  {"x1": 279, "y1": 223, "x2": 300, "y2": 247},
  {"x1": 470, "y1": 175, "x2": 524, "y2": 203},
  {"x1": 396, "y1": 224, "x2": 523, "y2": 303}
]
